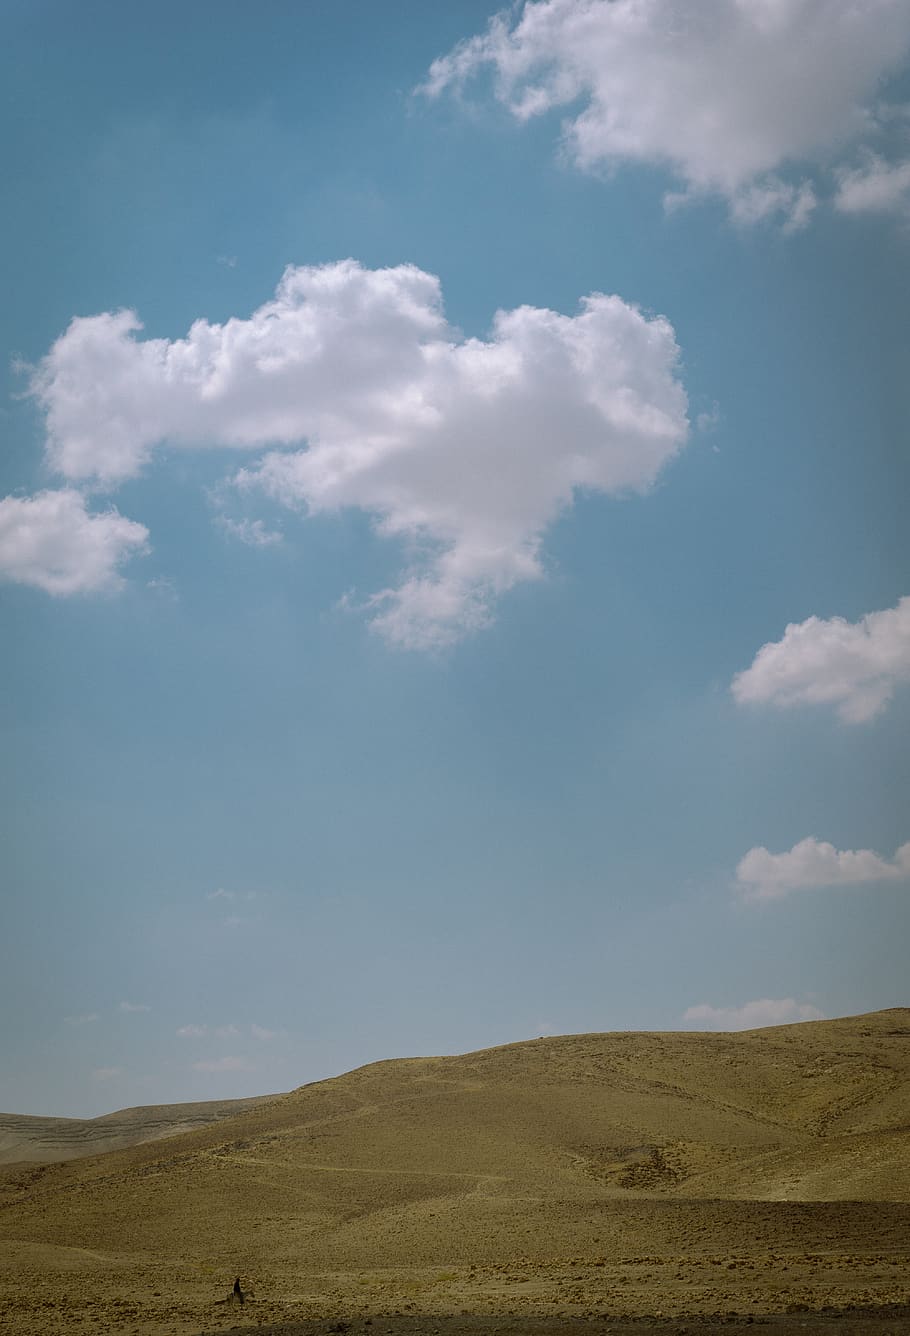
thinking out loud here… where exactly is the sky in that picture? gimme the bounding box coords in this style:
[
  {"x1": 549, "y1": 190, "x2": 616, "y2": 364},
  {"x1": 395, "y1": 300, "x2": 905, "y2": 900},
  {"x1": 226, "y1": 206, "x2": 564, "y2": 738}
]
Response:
[{"x1": 2, "y1": 0, "x2": 909, "y2": 1118}]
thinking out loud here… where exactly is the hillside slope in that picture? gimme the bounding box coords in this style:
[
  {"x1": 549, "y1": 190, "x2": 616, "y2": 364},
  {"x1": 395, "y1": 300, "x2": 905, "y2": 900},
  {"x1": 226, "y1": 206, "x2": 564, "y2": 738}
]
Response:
[
  {"x1": 1, "y1": 1009, "x2": 908, "y2": 1332},
  {"x1": 0, "y1": 1095, "x2": 275, "y2": 1165}
]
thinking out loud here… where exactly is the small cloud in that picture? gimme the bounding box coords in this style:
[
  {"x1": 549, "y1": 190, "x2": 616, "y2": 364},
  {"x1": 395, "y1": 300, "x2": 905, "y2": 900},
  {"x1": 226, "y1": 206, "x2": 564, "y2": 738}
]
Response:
[
  {"x1": 729, "y1": 177, "x2": 816, "y2": 232},
  {"x1": 223, "y1": 914, "x2": 244, "y2": 928},
  {"x1": 217, "y1": 254, "x2": 238, "y2": 269},
  {"x1": 216, "y1": 515, "x2": 283, "y2": 548},
  {"x1": 250, "y1": 1024, "x2": 277, "y2": 1041},
  {"x1": 176, "y1": 1024, "x2": 208, "y2": 1038},
  {"x1": 64, "y1": 1013, "x2": 99, "y2": 1026},
  {"x1": 92, "y1": 1066, "x2": 123, "y2": 1080},
  {"x1": 732, "y1": 596, "x2": 910, "y2": 724},
  {"x1": 207, "y1": 887, "x2": 259, "y2": 904},
  {"x1": 192, "y1": 1055, "x2": 252, "y2": 1073},
  {"x1": 834, "y1": 151, "x2": 910, "y2": 215},
  {"x1": 215, "y1": 1024, "x2": 241, "y2": 1038},
  {"x1": 682, "y1": 999, "x2": 825, "y2": 1031},
  {"x1": 146, "y1": 575, "x2": 178, "y2": 600},
  {"x1": 736, "y1": 836, "x2": 910, "y2": 901},
  {"x1": 0, "y1": 489, "x2": 149, "y2": 595},
  {"x1": 119, "y1": 1000, "x2": 151, "y2": 1013}
]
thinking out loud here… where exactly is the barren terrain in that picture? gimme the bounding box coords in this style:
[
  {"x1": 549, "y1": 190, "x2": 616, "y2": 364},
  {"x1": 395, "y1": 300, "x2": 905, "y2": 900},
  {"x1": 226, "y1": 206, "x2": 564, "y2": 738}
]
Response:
[
  {"x1": 1, "y1": 1009, "x2": 908, "y2": 1334},
  {"x1": 0, "y1": 1097, "x2": 274, "y2": 1166}
]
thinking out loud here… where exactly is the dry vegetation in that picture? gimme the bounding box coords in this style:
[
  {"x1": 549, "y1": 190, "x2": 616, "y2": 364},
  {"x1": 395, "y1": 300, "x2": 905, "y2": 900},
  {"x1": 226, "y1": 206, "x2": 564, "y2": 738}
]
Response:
[{"x1": 1, "y1": 1009, "x2": 908, "y2": 1334}]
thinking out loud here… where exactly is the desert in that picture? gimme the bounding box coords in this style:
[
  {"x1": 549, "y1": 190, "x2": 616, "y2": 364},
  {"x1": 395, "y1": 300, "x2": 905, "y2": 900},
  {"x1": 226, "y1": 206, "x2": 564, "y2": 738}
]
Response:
[
  {"x1": 1, "y1": 1009, "x2": 908, "y2": 1335},
  {"x1": 6, "y1": 3, "x2": 910, "y2": 1333}
]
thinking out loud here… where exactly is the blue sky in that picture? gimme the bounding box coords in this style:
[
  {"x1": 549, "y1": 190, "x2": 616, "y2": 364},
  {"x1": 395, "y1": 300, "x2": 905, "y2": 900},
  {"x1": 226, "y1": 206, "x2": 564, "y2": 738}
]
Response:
[{"x1": 2, "y1": 0, "x2": 909, "y2": 1117}]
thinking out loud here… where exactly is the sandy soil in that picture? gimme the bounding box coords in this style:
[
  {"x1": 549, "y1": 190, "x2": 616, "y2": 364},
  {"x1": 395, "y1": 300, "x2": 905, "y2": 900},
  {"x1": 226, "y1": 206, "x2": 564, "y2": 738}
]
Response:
[
  {"x1": 2, "y1": 1011, "x2": 908, "y2": 1334},
  {"x1": 2, "y1": 1266, "x2": 909, "y2": 1336}
]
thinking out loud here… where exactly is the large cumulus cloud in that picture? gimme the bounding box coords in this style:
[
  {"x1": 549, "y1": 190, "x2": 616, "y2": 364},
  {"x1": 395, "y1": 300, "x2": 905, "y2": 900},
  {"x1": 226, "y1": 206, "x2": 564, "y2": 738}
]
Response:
[{"x1": 28, "y1": 260, "x2": 688, "y2": 646}]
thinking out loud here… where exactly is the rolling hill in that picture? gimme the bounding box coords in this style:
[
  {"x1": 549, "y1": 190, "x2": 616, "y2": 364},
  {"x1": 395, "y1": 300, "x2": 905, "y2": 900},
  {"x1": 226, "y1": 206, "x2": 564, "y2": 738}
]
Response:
[
  {"x1": 0, "y1": 1095, "x2": 274, "y2": 1166},
  {"x1": 1, "y1": 1008, "x2": 908, "y2": 1332}
]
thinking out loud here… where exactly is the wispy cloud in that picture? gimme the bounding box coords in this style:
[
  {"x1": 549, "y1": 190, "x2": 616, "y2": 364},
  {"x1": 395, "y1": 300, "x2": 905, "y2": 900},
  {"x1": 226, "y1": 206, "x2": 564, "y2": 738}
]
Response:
[
  {"x1": 146, "y1": 575, "x2": 178, "y2": 601},
  {"x1": 835, "y1": 151, "x2": 910, "y2": 215},
  {"x1": 119, "y1": 1001, "x2": 151, "y2": 1013},
  {"x1": 216, "y1": 515, "x2": 283, "y2": 548},
  {"x1": 178, "y1": 1021, "x2": 278, "y2": 1041},
  {"x1": 192, "y1": 1055, "x2": 252, "y2": 1073},
  {"x1": 64, "y1": 1012, "x2": 99, "y2": 1026},
  {"x1": 682, "y1": 999, "x2": 825, "y2": 1031}
]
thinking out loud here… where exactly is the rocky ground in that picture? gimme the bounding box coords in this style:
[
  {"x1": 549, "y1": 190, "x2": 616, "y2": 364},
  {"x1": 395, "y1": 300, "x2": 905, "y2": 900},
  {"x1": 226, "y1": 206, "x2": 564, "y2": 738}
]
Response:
[{"x1": 2, "y1": 1251, "x2": 909, "y2": 1335}]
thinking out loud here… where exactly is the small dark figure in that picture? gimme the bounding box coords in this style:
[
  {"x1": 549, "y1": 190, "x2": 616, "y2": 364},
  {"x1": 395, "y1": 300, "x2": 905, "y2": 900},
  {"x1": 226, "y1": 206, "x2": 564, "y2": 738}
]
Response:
[{"x1": 232, "y1": 1276, "x2": 244, "y2": 1305}]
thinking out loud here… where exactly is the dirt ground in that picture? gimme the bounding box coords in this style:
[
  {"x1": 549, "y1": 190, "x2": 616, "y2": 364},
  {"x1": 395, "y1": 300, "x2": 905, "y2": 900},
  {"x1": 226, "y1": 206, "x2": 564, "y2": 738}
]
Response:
[
  {"x1": 206, "y1": 1312, "x2": 910, "y2": 1336},
  {"x1": 2, "y1": 1252, "x2": 909, "y2": 1336},
  {"x1": 3, "y1": 1295, "x2": 910, "y2": 1336}
]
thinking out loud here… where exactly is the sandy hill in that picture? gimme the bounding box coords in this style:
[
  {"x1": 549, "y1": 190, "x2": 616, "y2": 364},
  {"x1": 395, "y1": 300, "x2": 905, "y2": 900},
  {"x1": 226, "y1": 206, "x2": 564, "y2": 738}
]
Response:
[
  {"x1": 1, "y1": 1009, "x2": 909, "y2": 1332},
  {"x1": 0, "y1": 1095, "x2": 274, "y2": 1165}
]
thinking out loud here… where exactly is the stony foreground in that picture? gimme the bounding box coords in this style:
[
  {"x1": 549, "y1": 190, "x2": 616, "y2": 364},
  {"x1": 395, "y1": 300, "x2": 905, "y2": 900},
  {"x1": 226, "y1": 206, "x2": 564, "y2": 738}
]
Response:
[{"x1": 2, "y1": 1244, "x2": 909, "y2": 1335}]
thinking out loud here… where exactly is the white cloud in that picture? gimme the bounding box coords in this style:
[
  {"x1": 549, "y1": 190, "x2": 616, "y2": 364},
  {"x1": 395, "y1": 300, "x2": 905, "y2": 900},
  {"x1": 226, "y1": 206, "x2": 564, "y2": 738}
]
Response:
[
  {"x1": 179, "y1": 1021, "x2": 274, "y2": 1041},
  {"x1": 835, "y1": 152, "x2": 910, "y2": 214},
  {"x1": 423, "y1": 0, "x2": 910, "y2": 223},
  {"x1": 731, "y1": 596, "x2": 910, "y2": 723},
  {"x1": 192, "y1": 1055, "x2": 252, "y2": 1073},
  {"x1": 119, "y1": 1001, "x2": 151, "y2": 1013},
  {"x1": 0, "y1": 489, "x2": 148, "y2": 595},
  {"x1": 146, "y1": 575, "x2": 178, "y2": 600},
  {"x1": 736, "y1": 836, "x2": 910, "y2": 901},
  {"x1": 728, "y1": 177, "x2": 816, "y2": 232},
  {"x1": 30, "y1": 260, "x2": 688, "y2": 647},
  {"x1": 64, "y1": 1013, "x2": 99, "y2": 1026},
  {"x1": 216, "y1": 515, "x2": 283, "y2": 547},
  {"x1": 682, "y1": 998, "x2": 825, "y2": 1030},
  {"x1": 206, "y1": 888, "x2": 235, "y2": 901}
]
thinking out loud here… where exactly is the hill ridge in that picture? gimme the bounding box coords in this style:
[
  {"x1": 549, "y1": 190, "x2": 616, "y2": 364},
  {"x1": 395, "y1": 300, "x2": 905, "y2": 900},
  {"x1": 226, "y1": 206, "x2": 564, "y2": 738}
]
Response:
[{"x1": 2, "y1": 1008, "x2": 909, "y2": 1330}]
